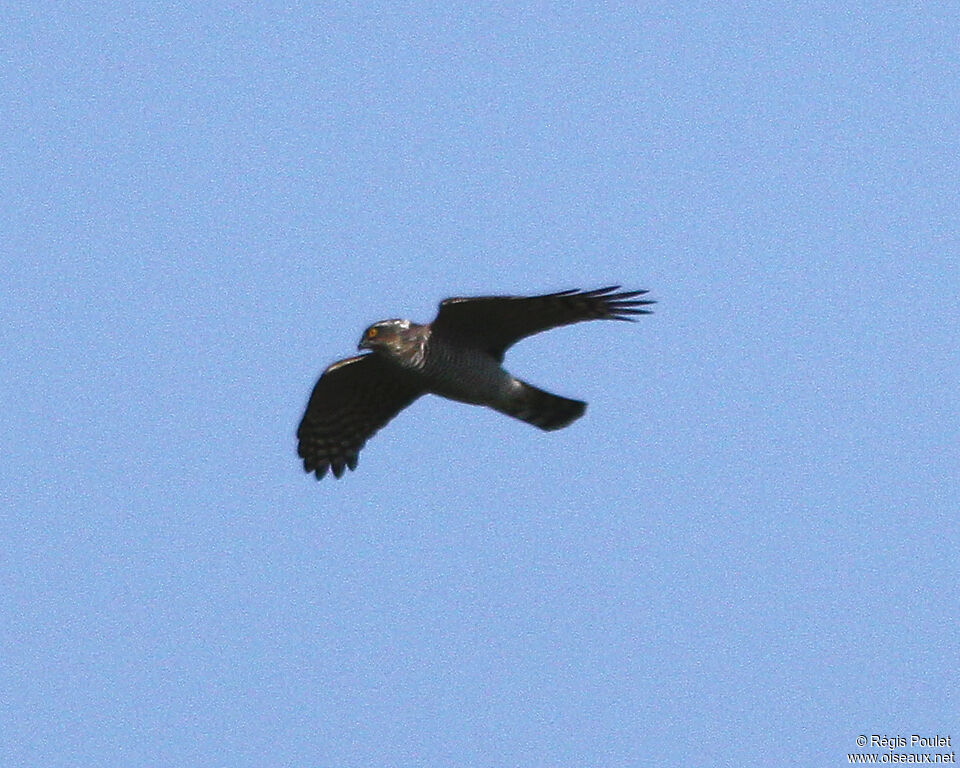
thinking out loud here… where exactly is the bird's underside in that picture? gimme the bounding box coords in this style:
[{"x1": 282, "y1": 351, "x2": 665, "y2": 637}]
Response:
[{"x1": 297, "y1": 285, "x2": 654, "y2": 479}]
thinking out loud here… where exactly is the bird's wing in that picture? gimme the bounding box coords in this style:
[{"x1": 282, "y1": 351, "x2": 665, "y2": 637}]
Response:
[
  {"x1": 297, "y1": 354, "x2": 423, "y2": 479},
  {"x1": 431, "y1": 286, "x2": 655, "y2": 359}
]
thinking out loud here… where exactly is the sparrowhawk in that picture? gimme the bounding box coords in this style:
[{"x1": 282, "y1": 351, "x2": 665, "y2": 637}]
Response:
[{"x1": 297, "y1": 286, "x2": 654, "y2": 479}]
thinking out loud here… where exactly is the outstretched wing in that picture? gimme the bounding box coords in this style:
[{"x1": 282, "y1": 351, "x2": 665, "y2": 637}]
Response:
[
  {"x1": 431, "y1": 286, "x2": 655, "y2": 359},
  {"x1": 297, "y1": 354, "x2": 423, "y2": 479}
]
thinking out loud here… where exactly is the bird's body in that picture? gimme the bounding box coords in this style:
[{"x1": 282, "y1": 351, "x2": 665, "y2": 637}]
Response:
[
  {"x1": 411, "y1": 327, "x2": 514, "y2": 406},
  {"x1": 297, "y1": 286, "x2": 654, "y2": 479}
]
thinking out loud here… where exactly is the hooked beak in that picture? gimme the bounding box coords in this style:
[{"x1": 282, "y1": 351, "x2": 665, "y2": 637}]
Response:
[{"x1": 357, "y1": 338, "x2": 369, "y2": 351}]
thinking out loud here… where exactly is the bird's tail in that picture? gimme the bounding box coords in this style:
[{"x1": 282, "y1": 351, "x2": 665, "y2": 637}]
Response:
[{"x1": 498, "y1": 380, "x2": 586, "y2": 431}]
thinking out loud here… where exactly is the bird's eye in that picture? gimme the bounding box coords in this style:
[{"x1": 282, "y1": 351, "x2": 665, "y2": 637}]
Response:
[{"x1": 367, "y1": 327, "x2": 378, "y2": 339}]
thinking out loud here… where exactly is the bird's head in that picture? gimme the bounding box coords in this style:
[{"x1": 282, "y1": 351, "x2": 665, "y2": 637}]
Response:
[{"x1": 358, "y1": 319, "x2": 412, "y2": 353}]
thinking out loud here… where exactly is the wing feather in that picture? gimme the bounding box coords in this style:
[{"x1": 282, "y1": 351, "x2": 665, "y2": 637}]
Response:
[
  {"x1": 296, "y1": 354, "x2": 423, "y2": 479},
  {"x1": 431, "y1": 286, "x2": 655, "y2": 359}
]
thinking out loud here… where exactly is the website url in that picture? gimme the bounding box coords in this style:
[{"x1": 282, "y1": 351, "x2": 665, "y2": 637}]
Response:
[{"x1": 847, "y1": 753, "x2": 956, "y2": 764}]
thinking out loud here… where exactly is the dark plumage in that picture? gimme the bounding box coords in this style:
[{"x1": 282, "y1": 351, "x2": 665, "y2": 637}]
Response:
[{"x1": 297, "y1": 286, "x2": 654, "y2": 479}]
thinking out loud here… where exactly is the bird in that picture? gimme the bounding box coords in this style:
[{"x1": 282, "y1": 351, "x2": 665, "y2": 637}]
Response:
[{"x1": 297, "y1": 286, "x2": 655, "y2": 479}]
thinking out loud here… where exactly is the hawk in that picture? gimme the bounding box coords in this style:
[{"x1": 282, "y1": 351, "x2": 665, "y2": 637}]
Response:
[{"x1": 297, "y1": 286, "x2": 654, "y2": 479}]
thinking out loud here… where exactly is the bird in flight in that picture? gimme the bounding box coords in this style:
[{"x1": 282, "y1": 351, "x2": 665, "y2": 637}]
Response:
[{"x1": 297, "y1": 286, "x2": 654, "y2": 479}]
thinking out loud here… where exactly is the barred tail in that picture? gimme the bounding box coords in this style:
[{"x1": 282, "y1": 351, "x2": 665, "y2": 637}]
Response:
[{"x1": 498, "y1": 380, "x2": 586, "y2": 431}]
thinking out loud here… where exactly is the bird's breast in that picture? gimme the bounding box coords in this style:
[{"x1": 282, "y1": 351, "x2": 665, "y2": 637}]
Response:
[{"x1": 418, "y1": 341, "x2": 510, "y2": 405}]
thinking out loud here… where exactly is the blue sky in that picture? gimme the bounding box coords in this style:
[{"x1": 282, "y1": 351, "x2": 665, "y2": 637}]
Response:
[{"x1": 2, "y1": 2, "x2": 958, "y2": 766}]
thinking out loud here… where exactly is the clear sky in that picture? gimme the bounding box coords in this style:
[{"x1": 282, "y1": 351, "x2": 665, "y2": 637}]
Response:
[{"x1": 3, "y1": 3, "x2": 958, "y2": 766}]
